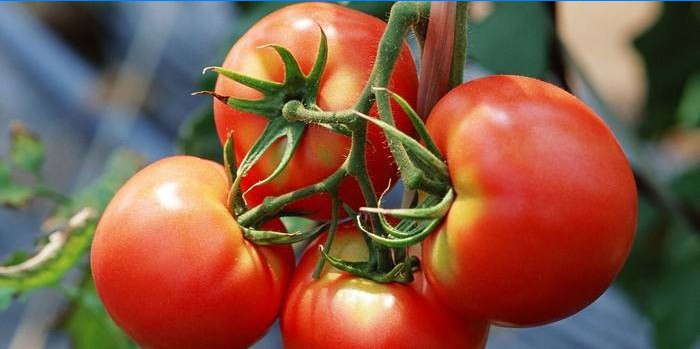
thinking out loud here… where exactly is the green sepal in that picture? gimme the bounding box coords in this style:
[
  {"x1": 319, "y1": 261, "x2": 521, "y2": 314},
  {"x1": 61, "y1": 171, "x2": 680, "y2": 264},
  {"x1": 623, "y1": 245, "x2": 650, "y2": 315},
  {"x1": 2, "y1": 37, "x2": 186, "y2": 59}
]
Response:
[
  {"x1": 359, "y1": 216, "x2": 442, "y2": 248},
  {"x1": 223, "y1": 133, "x2": 236, "y2": 185},
  {"x1": 319, "y1": 246, "x2": 418, "y2": 284},
  {"x1": 228, "y1": 95, "x2": 284, "y2": 119},
  {"x1": 244, "y1": 122, "x2": 305, "y2": 194},
  {"x1": 259, "y1": 44, "x2": 306, "y2": 86},
  {"x1": 375, "y1": 211, "x2": 423, "y2": 238},
  {"x1": 354, "y1": 111, "x2": 450, "y2": 182},
  {"x1": 304, "y1": 26, "x2": 328, "y2": 104},
  {"x1": 373, "y1": 87, "x2": 443, "y2": 158},
  {"x1": 223, "y1": 134, "x2": 247, "y2": 216},
  {"x1": 234, "y1": 118, "x2": 306, "y2": 195},
  {"x1": 361, "y1": 189, "x2": 453, "y2": 220},
  {"x1": 203, "y1": 66, "x2": 281, "y2": 94},
  {"x1": 241, "y1": 222, "x2": 327, "y2": 245}
]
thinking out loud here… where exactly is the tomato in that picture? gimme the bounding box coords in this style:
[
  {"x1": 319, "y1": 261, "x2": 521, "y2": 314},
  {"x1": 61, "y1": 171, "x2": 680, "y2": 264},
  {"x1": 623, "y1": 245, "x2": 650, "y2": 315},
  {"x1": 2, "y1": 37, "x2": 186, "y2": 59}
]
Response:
[
  {"x1": 91, "y1": 156, "x2": 294, "y2": 349},
  {"x1": 214, "y1": 3, "x2": 418, "y2": 219},
  {"x1": 421, "y1": 75, "x2": 637, "y2": 326},
  {"x1": 281, "y1": 224, "x2": 489, "y2": 349}
]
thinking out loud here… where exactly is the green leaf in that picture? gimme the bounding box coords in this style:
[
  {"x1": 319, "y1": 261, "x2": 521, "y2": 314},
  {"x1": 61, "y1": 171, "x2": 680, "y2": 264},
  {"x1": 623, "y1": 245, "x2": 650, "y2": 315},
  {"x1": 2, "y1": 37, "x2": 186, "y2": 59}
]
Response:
[
  {"x1": 0, "y1": 161, "x2": 35, "y2": 207},
  {"x1": 63, "y1": 277, "x2": 136, "y2": 349},
  {"x1": 634, "y1": 3, "x2": 700, "y2": 138},
  {"x1": 0, "y1": 149, "x2": 141, "y2": 313},
  {"x1": 0, "y1": 182, "x2": 35, "y2": 208},
  {"x1": 648, "y1": 256, "x2": 700, "y2": 349},
  {"x1": 2, "y1": 251, "x2": 31, "y2": 266},
  {"x1": 10, "y1": 122, "x2": 45, "y2": 177},
  {"x1": 671, "y1": 164, "x2": 700, "y2": 213},
  {"x1": 469, "y1": 2, "x2": 553, "y2": 78},
  {"x1": 177, "y1": 106, "x2": 223, "y2": 162},
  {"x1": 0, "y1": 286, "x2": 14, "y2": 311},
  {"x1": 617, "y1": 188, "x2": 700, "y2": 349},
  {"x1": 677, "y1": 71, "x2": 700, "y2": 128}
]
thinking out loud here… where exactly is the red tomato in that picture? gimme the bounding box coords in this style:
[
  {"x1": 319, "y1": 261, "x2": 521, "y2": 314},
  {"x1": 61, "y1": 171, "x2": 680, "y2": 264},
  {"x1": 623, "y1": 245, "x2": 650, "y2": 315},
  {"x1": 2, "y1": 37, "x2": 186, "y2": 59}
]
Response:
[
  {"x1": 281, "y1": 225, "x2": 489, "y2": 349},
  {"x1": 422, "y1": 75, "x2": 637, "y2": 326},
  {"x1": 91, "y1": 156, "x2": 294, "y2": 349},
  {"x1": 214, "y1": 3, "x2": 418, "y2": 219}
]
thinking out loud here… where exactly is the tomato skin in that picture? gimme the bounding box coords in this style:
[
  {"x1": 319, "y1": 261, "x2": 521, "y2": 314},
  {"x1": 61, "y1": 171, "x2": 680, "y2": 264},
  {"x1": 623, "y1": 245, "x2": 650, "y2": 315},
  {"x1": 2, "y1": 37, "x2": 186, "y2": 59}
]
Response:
[
  {"x1": 422, "y1": 75, "x2": 638, "y2": 326},
  {"x1": 281, "y1": 225, "x2": 489, "y2": 349},
  {"x1": 90, "y1": 156, "x2": 294, "y2": 349},
  {"x1": 214, "y1": 2, "x2": 418, "y2": 219}
]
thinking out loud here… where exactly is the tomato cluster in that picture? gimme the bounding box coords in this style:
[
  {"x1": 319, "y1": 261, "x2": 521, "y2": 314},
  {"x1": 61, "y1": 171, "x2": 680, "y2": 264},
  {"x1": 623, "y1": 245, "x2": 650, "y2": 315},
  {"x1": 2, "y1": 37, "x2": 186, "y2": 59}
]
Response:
[{"x1": 90, "y1": 3, "x2": 637, "y2": 349}]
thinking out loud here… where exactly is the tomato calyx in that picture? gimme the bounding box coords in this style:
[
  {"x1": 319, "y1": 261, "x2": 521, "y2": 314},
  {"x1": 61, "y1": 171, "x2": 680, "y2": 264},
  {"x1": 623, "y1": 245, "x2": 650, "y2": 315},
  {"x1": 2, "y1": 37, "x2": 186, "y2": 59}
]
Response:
[
  {"x1": 319, "y1": 245, "x2": 421, "y2": 284},
  {"x1": 202, "y1": 2, "x2": 450, "y2": 285},
  {"x1": 196, "y1": 27, "x2": 352, "y2": 216},
  {"x1": 220, "y1": 134, "x2": 331, "y2": 245}
]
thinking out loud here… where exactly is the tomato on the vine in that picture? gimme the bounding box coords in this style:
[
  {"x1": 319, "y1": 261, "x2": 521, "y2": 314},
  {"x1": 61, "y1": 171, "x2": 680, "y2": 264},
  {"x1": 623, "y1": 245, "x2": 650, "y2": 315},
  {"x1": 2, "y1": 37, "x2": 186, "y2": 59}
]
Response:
[
  {"x1": 281, "y1": 224, "x2": 489, "y2": 349},
  {"x1": 214, "y1": 2, "x2": 418, "y2": 219},
  {"x1": 91, "y1": 156, "x2": 294, "y2": 349},
  {"x1": 422, "y1": 75, "x2": 637, "y2": 326}
]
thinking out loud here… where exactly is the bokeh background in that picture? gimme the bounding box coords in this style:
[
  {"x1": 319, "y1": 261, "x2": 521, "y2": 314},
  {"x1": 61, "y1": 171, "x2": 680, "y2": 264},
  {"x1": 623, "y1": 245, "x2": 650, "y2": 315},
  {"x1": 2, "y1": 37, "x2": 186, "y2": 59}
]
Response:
[{"x1": 0, "y1": 2, "x2": 698, "y2": 349}]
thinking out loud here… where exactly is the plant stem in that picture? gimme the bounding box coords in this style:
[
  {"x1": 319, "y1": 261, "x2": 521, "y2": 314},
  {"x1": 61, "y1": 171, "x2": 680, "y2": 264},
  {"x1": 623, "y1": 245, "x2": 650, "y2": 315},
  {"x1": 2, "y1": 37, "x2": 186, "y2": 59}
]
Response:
[
  {"x1": 313, "y1": 195, "x2": 340, "y2": 278},
  {"x1": 283, "y1": 100, "x2": 357, "y2": 125},
  {"x1": 354, "y1": 1, "x2": 431, "y2": 114},
  {"x1": 237, "y1": 168, "x2": 346, "y2": 226},
  {"x1": 449, "y1": 2, "x2": 469, "y2": 89}
]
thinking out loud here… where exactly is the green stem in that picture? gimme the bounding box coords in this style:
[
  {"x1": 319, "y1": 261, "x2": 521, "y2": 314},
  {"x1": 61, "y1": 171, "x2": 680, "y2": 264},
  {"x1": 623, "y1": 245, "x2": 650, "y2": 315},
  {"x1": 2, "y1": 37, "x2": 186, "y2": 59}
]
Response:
[
  {"x1": 345, "y1": 125, "x2": 392, "y2": 272},
  {"x1": 237, "y1": 168, "x2": 346, "y2": 227},
  {"x1": 449, "y1": 2, "x2": 469, "y2": 89},
  {"x1": 283, "y1": 100, "x2": 357, "y2": 125},
  {"x1": 34, "y1": 185, "x2": 71, "y2": 205},
  {"x1": 239, "y1": 1, "x2": 436, "y2": 278},
  {"x1": 354, "y1": 1, "x2": 431, "y2": 114},
  {"x1": 313, "y1": 194, "x2": 340, "y2": 278}
]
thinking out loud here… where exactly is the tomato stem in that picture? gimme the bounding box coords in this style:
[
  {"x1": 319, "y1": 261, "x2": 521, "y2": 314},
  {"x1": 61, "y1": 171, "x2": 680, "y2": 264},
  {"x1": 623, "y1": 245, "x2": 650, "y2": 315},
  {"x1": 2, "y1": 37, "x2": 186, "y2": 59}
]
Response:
[
  {"x1": 313, "y1": 194, "x2": 340, "y2": 278},
  {"x1": 449, "y1": 2, "x2": 469, "y2": 90}
]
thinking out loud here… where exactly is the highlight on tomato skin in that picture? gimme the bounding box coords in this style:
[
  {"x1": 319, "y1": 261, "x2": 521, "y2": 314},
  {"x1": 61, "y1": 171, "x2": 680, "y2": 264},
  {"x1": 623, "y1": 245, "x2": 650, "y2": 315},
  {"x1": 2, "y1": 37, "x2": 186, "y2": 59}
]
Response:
[
  {"x1": 213, "y1": 2, "x2": 418, "y2": 220},
  {"x1": 90, "y1": 156, "x2": 294, "y2": 349},
  {"x1": 421, "y1": 75, "x2": 638, "y2": 327},
  {"x1": 280, "y1": 224, "x2": 490, "y2": 349}
]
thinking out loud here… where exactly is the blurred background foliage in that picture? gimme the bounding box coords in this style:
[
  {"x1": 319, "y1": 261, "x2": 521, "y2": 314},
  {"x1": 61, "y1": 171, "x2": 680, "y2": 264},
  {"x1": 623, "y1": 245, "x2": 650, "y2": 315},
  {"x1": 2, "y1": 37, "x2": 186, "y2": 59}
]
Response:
[{"x1": 0, "y1": 2, "x2": 698, "y2": 349}]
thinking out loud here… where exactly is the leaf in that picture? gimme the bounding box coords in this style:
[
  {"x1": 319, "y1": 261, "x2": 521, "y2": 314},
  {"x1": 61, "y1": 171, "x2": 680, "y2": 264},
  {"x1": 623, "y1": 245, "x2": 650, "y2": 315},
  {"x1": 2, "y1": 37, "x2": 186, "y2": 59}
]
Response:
[
  {"x1": 671, "y1": 164, "x2": 700, "y2": 225},
  {"x1": 0, "y1": 161, "x2": 35, "y2": 207},
  {"x1": 0, "y1": 286, "x2": 13, "y2": 311},
  {"x1": 617, "y1": 187, "x2": 700, "y2": 349},
  {"x1": 634, "y1": 3, "x2": 700, "y2": 138},
  {"x1": 9, "y1": 122, "x2": 45, "y2": 177},
  {"x1": 2, "y1": 251, "x2": 30, "y2": 266},
  {"x1": 469, "y1": 2, "x2": 553, "y2": 78},
  {"x1": 62, "y1": 277, "x2": 136, "y2": 349},
  {"x1": 0, "y1": 183, "x2": 35, "y2": 208},
  {"x1": 677, "y1": 71, "x2": 700, "y2": 128},
  {"x1": 648, "y1": 256, "x2": 700, "y2": 349},
  {"x1": 177, "y1": 106, "x2": 222, "y2": 162}
]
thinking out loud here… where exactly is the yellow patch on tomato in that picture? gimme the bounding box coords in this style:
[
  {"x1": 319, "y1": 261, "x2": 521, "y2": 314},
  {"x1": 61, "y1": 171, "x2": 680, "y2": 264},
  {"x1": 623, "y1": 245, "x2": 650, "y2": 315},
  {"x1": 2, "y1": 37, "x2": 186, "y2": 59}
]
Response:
[
  {"x1": 333, "y1": 279, "x2": 397, "y2": 329},
  {"x1": 319, "y1": 68, "x2": 360, "y2": 110},
  {"x1": 429, "y1": 196, "x2": 483, "y2": 284}
]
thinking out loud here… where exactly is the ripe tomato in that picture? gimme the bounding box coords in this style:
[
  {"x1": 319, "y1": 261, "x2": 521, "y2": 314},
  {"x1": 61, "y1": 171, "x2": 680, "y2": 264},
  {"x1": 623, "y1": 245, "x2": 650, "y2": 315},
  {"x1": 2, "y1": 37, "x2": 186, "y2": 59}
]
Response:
[
  {"x1": 422, "y1": 75, "x2": 637, "y2": 326},
  {"x1": 91, "y1": 156, "x2": 294, "y2": 349},
  {"x1": 214, "y1": 3, "x2": 418, "y2": 219},
  {"x1": 281, "y1": 224, "x2": 489, "y2": 349}
]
